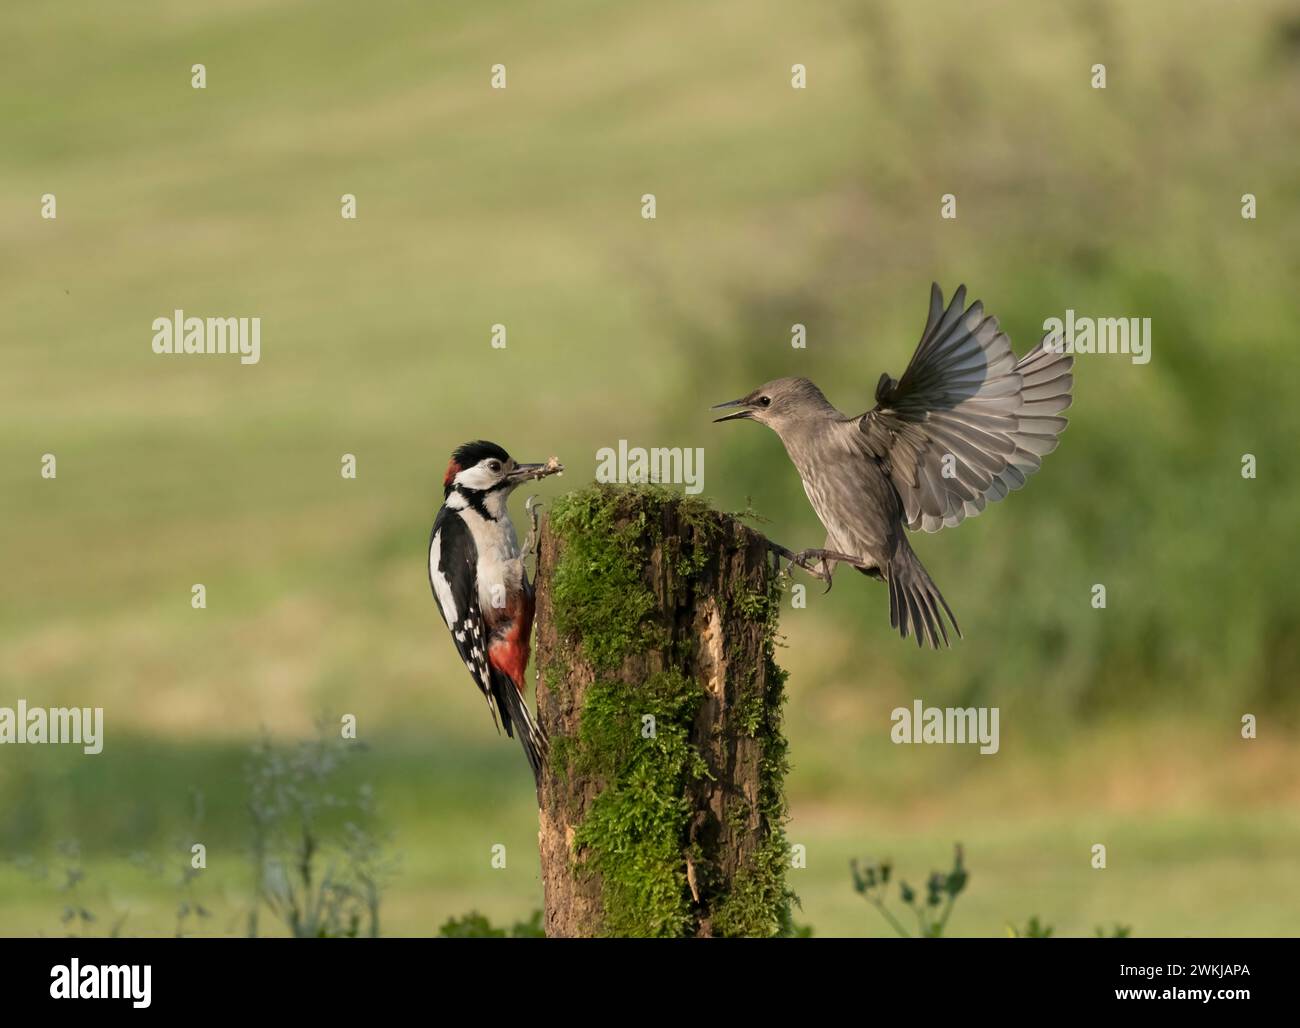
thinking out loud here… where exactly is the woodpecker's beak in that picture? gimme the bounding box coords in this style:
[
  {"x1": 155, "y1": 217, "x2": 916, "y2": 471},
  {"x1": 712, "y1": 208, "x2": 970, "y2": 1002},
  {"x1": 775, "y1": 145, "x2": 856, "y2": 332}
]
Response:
[
  {"x1": 507, "y1": 460, "x2": 561, "y2": 484},
  {"x1": 712, "y1": 399, "x2": 754, "y2": 423},
  {"x1": 508, "y1": 462, "x2": 546, "y2": 482}
]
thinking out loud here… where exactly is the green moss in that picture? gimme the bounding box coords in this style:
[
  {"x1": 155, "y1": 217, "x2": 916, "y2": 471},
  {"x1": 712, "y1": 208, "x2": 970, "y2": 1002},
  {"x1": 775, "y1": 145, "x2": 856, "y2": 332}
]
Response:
[
  {"x1": 736, "y1": 683, "x2": 765, "y2": 737},
  {"x1": 711, "y1": 834, "x2": 794, "y2": 938},
  {"x1": 546, "y1": 734, "x2": 576, "y2": 783},
  {"x1": 549, "y1": 485, "x2": 687, "y2": 671},
  {"x1": 542, "y1": 666, "x2": 572, "y2": 715},
  {"x1": 726, "y1": 797, "x2": 752, "y2": 832},
  {"x1": 570, "y1": 671, "x2": 708, "y2": 937},
  {"x1": 728, "y1": 576, "x2": 777, "y2": 623},
  {"x1": 711, "y1": 573, "x2": 797, "y2": 938}
]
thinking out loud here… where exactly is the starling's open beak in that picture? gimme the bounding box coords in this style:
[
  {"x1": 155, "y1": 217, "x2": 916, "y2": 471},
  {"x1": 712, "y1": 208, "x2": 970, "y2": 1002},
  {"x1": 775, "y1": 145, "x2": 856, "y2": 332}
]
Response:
[
  {"x1": 508, "y1": 459, "x2": 563, "y2": 483},
  {"x1": 712, "y1": 399, "x2": 754, "y2": 423}
]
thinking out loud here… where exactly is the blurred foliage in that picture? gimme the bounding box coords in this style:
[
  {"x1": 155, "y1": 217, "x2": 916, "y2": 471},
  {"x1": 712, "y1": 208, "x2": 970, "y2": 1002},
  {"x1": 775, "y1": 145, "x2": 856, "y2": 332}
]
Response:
[
  {"x1": 13, "y1": 841, "x2": 127, "y2": 938},
  {"x1": 858, "y1": 847, "x2": 1132, "y2": 939},
  {"x1": 1009, "y1": 916, "x2": 1055, "y2": 939},
  {"x1": 853, "y1": 844, "x2": 968, "y2": 937},
  {"x1": 247, "y1": 731, "x2": 395, "y2": 938},
  {"x1": 438, "y1": 909, "x2": 545, "y2": 938}
]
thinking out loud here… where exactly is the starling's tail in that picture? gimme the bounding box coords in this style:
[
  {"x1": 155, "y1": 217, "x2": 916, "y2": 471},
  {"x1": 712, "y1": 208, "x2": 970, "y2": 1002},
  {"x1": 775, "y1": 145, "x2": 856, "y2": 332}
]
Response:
[
  {"x1": 886, "y1": 540, "x2": 961, "y2": 650},
  {"x1": 493, "y1": 667, "x2": 549, "y2": 787}
]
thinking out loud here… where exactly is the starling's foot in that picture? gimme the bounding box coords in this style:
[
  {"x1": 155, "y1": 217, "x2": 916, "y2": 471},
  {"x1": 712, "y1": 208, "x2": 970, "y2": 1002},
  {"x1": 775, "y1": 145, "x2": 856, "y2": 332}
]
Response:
[
  {"x1": 766, "y1": 541, "x2": 876, "y2": 593},
  {"x1": 766, "y1": 540, "x2": 816, "y2": 578},
  {"x1": 765, "y1": 542, "x2": 837, "y2": 587},
  {"x1": 791, "y1": 548, "x2": 837, "y2": 593},
  {"x1": 798, "y1": 546, "x2": 874, "y2": 572}
]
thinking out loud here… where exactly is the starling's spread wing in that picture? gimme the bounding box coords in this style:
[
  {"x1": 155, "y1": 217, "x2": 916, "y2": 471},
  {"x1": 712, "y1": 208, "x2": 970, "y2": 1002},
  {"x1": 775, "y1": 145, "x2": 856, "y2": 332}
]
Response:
[{"x1": 856, "y1": 283, "x2": 1073, "y2": 533}]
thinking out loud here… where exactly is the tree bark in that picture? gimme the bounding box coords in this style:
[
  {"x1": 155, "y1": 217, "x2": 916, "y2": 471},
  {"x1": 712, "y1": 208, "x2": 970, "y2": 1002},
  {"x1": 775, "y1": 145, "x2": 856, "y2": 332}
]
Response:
[{"x1": 535, "y1": 486, "x2": 790, "y2": 938}]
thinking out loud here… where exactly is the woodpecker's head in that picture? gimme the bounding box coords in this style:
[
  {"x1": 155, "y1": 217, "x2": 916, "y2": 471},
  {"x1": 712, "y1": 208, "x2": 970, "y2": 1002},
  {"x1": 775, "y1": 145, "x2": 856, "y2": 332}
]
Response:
[
  {"x1": 442, "y1": 440, "x2": 549, "y2": 501},
  {"x1": 712, "y1": 377, "x2": 836, "y2": 436}
]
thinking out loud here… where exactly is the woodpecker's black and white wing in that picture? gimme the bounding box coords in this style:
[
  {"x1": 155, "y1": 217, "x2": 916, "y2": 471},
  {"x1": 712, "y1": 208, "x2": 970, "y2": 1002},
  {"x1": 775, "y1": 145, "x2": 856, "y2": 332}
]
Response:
[
  {"x1": 857, "y1": 283, "x2": 1073, "y2": 533},
  {"x1": 428, "y1": 506, "x2": 501, "y2": 731}
]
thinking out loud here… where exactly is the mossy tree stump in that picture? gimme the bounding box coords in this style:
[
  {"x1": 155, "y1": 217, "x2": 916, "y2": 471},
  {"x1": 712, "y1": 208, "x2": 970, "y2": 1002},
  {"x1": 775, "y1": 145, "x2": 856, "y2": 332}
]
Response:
[{"x1": 535, "y1": 485, "x2": 793, "y2": 937}]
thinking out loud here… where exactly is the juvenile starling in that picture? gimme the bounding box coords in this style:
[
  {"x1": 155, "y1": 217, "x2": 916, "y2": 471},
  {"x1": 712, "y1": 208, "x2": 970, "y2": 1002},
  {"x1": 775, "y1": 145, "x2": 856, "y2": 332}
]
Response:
[{"x1": 714, "y1": 284, "x2": 1073, "y2": 648}]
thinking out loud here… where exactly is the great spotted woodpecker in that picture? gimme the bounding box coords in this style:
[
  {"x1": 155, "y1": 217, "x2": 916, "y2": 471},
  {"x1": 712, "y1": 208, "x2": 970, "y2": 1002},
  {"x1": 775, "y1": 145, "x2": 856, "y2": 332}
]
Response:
[{"x1": 427, "y1": 440, "x2": 561, "y2": 786}]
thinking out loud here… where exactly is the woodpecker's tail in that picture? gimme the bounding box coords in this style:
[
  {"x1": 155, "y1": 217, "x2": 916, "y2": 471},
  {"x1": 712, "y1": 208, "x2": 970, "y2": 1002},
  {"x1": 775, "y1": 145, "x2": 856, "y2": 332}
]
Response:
[
  {"x1": 492, "y1": 668, "x2": 549, "y2": 787},
  {"x1": 886, "y1": 541, "x2": 961, "y2": 650}
]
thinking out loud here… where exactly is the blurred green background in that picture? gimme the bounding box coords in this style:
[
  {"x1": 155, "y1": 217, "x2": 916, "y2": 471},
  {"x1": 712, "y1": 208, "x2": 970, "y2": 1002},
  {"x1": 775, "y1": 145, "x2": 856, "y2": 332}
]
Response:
[{"x1": 2, "y1": 0, "x2": 1298, "y2": 936}]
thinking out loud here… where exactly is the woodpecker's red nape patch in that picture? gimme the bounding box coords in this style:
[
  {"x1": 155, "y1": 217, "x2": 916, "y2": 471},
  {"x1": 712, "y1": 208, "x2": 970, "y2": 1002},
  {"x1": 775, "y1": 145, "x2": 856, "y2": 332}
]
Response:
[{"x1": 443, "y1": 460, "x2": 461, "y2": 488}]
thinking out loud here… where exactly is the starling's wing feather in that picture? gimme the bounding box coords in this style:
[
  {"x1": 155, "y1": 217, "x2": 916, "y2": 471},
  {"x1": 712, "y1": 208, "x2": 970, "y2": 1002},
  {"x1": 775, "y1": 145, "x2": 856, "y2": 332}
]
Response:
[
  {"x1": 428, "y1": 507, "x2": 505, "y2": 733},
  {"x1": 857, "y1": 283, "x2": 1073, "y2": 533}
]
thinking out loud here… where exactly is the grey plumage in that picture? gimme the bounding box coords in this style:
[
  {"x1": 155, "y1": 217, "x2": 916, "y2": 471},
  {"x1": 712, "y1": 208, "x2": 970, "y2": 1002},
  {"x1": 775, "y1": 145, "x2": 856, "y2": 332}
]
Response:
[{"x1": 714, "y1": 283, "x2": 1073, "y2": 649}]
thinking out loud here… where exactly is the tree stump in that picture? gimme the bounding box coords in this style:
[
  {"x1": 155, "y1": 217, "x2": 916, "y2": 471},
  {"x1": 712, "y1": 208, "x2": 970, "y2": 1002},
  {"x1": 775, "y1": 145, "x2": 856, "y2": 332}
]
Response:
[{"x1": 534, "y1": 485, "x2": 793, "y2": 937}]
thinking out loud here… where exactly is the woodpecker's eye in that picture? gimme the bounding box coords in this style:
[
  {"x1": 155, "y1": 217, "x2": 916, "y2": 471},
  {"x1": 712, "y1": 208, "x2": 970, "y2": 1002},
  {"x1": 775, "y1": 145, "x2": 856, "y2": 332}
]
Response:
[
  {"x1": 758, "y1": 396, "x2": 771, "y2": 407},
  {"x1": 488, "y1": 461, "x2": 502, "y2": 473}
]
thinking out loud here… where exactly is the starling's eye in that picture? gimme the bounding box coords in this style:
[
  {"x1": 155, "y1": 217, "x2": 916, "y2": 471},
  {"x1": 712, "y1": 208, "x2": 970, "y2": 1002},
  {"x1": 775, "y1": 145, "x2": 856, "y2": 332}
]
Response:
[
  {"x1": 489, "y1": 461, "x2": 501, "y2": 473},
  {"x1": 758, "y1": 396, "x2": 772, "y2": 407}
]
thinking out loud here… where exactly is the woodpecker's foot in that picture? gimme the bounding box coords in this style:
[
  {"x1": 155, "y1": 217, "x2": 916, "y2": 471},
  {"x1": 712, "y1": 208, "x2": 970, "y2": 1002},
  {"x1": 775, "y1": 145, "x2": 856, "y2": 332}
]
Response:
[{"x1": 524, "y1": 495, "x2": 542, "y2": 565}]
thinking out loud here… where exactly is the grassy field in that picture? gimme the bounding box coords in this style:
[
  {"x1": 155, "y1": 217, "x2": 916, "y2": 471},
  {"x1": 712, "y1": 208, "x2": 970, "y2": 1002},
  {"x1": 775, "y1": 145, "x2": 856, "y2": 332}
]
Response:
[
  {"x1": 1, "y1": 698, "x2": 1296, "y2": 937},
  {"x1": 2, "y1": 0, "x2": 1298, "y2": 935}
]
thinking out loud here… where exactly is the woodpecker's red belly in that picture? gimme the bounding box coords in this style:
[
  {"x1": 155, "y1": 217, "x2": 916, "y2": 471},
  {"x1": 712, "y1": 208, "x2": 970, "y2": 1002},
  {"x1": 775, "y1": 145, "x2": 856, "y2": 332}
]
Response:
[{"x1": 486, "y1": 587, "x2": 535, "y2": 690}]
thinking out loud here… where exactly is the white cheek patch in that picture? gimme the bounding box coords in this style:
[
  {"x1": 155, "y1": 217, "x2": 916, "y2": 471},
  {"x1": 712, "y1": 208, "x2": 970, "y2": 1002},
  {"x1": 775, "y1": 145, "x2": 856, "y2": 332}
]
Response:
[{"x1": 454, "y1": 461, "x2": 502, "y2": 491}]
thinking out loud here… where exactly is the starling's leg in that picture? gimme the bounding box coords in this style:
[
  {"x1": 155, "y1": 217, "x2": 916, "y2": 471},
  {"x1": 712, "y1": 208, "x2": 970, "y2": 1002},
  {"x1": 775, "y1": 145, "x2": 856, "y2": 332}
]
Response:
[
  {"x1": 796, "y1": 547, "x2": 875, "y2": 573},
  {"x1": 766, "y1": 540, "x2": 826, "y2": 580},
  {"x1": 816, "y1": 535, "x2": 841, "y2": 594},
  {"x1": 765, "y1": 541, "x2": 863, "y2": 587},
  {"x1": 770, "y1": 543, "x2": 878, "y2": 594},
  {"x1": 792, "y1": 549, "x2": 840, "y2": 594}
]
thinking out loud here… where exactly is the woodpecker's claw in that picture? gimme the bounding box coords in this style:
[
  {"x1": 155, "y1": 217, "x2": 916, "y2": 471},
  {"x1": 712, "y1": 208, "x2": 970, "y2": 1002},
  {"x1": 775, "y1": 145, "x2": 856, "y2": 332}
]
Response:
[{"x1": 524, "y1": 495, "x2": 542, "y2": 563}]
